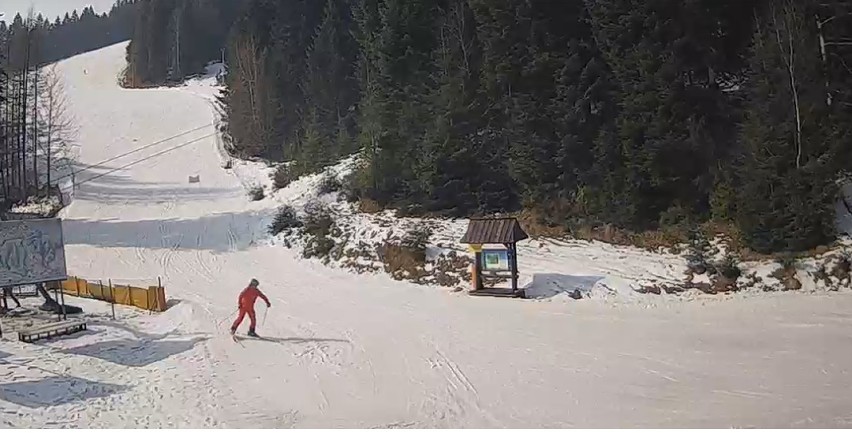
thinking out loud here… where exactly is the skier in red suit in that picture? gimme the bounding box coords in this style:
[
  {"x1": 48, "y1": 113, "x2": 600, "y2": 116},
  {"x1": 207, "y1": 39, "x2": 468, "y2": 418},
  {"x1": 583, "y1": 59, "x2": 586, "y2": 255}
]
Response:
[{"x1": 231, "y1": 278, "x2": 271, "y2": 337}]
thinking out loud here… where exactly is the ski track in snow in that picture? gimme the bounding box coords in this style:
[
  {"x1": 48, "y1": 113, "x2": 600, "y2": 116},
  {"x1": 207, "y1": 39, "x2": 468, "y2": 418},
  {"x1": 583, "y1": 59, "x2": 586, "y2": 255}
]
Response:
[{"x1": 1, "y1": 43, "x2": 852, "y2": 428}]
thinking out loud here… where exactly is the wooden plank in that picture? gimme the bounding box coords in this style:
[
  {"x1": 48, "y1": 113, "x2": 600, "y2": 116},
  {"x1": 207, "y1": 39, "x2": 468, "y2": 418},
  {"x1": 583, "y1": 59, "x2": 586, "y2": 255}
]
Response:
[
  {"x1": 18, "y1": 320, "x2": 87, "y2": 339},
  {"x1": 19, "y1": 322, "x2": 85, "y2": 337},
  {"x1": 19, "y1": 323, "x2": 86, "y2": 343},
  {"x1": 469, "y1": 288, "x2": 525, "y2": 299}
]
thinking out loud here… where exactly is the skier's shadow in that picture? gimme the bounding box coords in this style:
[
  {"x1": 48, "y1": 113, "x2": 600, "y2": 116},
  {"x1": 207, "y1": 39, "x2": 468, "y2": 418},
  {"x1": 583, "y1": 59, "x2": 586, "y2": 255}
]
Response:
[{"x1": 239, "y1": 336, "x2": 350, "y2": 346}]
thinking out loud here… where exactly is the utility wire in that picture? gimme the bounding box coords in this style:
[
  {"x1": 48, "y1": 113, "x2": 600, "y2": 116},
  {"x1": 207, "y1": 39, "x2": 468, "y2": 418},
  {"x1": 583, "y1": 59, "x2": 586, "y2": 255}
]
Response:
[
  {"x1": 53, "y1": 123, "x2": 214, "y2": 184},
  {"x1": 73, "y1": 132, "x2": 217, "y2": 187}
]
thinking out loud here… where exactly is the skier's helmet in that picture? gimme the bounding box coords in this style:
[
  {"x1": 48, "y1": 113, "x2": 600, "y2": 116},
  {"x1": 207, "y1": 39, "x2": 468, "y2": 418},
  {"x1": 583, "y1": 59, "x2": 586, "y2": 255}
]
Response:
[{"x1": 250, "y1": 278, "x2": 259, "y2": 287}]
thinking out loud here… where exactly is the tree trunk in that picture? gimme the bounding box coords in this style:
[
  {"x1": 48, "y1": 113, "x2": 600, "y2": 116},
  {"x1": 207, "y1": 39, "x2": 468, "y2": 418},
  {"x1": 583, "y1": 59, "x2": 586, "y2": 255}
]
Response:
[
  {"x1": 772, "y1": 3, "x2": 803, "y2": 169},
  {"x1": 20, "y1": 36, "x2": 31, "y2": 199},
  {"x1": 32, "y1": 64, "x2": 39, "y2": 195}
]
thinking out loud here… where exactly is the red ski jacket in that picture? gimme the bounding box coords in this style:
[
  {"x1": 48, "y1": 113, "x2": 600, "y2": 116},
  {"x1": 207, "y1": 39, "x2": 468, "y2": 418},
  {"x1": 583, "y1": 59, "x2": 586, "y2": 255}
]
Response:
[{"x1": 238, "y1": 286, "x2": 270, "y2": 310}]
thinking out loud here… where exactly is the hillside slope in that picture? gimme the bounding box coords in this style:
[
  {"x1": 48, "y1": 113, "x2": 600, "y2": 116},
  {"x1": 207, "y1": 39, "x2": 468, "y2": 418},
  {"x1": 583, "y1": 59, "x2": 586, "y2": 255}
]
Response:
[{"x1": 1, "y1": 43, "x2": 851, "y2": 428}]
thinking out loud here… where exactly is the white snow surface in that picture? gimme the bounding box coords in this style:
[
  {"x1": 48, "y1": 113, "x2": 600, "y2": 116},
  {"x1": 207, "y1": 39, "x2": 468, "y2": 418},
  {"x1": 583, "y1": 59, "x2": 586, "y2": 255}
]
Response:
[{"x1": 2, "y1": 43, "x2": 852, "y2": 428}]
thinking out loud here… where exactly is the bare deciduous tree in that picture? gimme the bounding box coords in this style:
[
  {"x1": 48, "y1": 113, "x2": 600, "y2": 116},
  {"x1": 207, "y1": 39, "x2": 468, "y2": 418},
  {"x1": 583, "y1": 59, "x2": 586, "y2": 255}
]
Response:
[
  {"x1": 229, "y1": 33, "x2": 278, "y2": 157},
  {"x1": 769, "y1": 1, "x2": 805, "y2": 169},
  {"x1": 37, "y1": 64, "x2": 77, "y2": 190}
]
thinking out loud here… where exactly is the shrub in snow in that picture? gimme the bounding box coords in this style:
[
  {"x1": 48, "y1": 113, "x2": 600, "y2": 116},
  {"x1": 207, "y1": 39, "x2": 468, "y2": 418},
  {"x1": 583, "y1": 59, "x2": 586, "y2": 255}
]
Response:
[
  {"x1": 269, "y1": 205, "x2": 302, "y2": 236},
  {"x1": 303, "y1": 201, "x2": 336, "y2": 259},
  {"x1": 715, "y1": 254, "x2": 742, "y2": 280},
  {"x1": 431, "y1": 251, "x2": 469, "y2": 287},
  {"x1": 378, "y1": 227, "x2": 432, "y2": 280},
  {"x1": 395, "y1": 204, "x2": 425, "y2": 218},
  {"x1": 339, "y1": 170, "x2": 360, "y2": 203},
  {"x1": 272, "y1": 165, "x2": 295, "y2": 190},
  {"x1": 684, "y1": 230, "x2": 713, "y2": 277},
  {"x1": 770, "y1": 257, "x2": 801, "y2": 291},
  {"x1": 358, "y1": 198, "x2": 383, "y2": 214},
  {"x1": 832, "y1": 253, "x2": 852, "y2": 284},
  {"x1": 248, "y1": 185, "x2": 265, "y2": 201},
  {"x1": 658, "y1": 204, "x2": 691, "y2": 227},
  {"x1": 402, "y1": 226, "x2": 432, "y2": 256},
  {"x1": 776, "y1": 253, "x2": 797, "y2": 271},
  {"x1": 317, "y1": 173, "x2": 342, "y2": 196}
]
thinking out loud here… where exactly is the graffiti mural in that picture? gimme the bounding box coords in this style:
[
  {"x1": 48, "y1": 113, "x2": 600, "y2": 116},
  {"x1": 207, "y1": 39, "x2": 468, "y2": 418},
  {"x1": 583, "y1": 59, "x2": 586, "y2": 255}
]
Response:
[{"x1": 0, "y1": 219, "x2": 68, "y2": 286}]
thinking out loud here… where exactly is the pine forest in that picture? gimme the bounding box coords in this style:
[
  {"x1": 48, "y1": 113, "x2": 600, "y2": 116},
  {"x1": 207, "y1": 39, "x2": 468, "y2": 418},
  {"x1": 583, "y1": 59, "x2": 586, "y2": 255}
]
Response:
[{"x1": 120, "y1": 1, "x2": 852, "y2": 254}]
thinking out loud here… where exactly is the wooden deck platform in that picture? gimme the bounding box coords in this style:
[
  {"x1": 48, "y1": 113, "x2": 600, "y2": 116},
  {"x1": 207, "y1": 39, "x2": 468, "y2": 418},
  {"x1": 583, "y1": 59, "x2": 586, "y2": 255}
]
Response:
[
  {"x1": 18, "y1": 320, "x2": 87, "y2": 343},
  {"x1": 469, "y1": 288, "x2": 526, "y2": 299}
]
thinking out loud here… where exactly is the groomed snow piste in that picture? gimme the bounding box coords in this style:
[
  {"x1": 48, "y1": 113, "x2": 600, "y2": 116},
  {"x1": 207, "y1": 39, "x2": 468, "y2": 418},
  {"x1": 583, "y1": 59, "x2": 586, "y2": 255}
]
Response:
[{"x1": 2, "y1": 43, "x2": 852, "y2": 428}]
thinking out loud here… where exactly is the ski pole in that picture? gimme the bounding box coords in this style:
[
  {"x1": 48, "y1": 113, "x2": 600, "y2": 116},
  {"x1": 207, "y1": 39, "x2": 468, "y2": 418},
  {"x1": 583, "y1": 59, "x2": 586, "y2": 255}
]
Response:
[
  {"x1": 261, "y1": 305, "x2": 268, "y2": 327},
  {"x1": 216, "y1": 308, "x2": 239, "y2": 329}
]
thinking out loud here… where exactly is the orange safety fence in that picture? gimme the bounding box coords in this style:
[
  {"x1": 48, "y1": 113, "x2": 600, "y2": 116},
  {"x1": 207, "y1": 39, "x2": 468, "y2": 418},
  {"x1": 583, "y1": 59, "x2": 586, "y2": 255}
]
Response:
[{"x1": 48, "y1": 277, "x2": 167, "y2": 312}]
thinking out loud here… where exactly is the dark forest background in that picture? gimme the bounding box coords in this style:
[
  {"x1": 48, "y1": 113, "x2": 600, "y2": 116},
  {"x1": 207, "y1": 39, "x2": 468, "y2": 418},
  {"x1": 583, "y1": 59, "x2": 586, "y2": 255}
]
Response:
[{"x1": 29, "y1": 0, "x2": 852, "y2": 254}]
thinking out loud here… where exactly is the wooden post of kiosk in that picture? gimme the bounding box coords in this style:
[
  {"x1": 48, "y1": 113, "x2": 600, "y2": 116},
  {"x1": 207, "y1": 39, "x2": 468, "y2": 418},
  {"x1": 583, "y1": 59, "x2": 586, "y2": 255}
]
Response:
[{"x1": 469, "y1": 244, "x2": 483, "y2": 291}]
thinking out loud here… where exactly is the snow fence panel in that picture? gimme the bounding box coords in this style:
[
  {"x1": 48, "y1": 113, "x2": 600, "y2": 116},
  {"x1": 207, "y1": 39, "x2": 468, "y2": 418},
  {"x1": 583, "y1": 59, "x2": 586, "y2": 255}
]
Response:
[
  {"x1": 112, "y1": 285, "x2": 130, "y2": 306},
  {"x1": 59, "y1": 278, "x2": 89, "y2": 297},
  {"x1": 115, "y1": 285, "x2": 153, "y2": 311},
  {"x1": 86, "y1": 281, "x2": 109, "y2": 301},
  {"x1": 53, "y1": 277, "x2": 167, "y2": 312}
]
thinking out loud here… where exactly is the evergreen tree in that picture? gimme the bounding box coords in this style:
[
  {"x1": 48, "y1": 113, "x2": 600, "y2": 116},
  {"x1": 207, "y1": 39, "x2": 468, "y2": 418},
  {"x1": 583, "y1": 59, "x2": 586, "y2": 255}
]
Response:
[
  {"x1": 296, "y1": 0, "x2": 359, "y2": 173},
  {"x1": 357, "y1": 0, "x2": 442, "y2": 207},
  {"x1": 472, "y1": 0, "x2": 614, "y2": 223},
  {"x1": 586, "y1": 0, "x2": 756, "y2": 229},
  {"x1": 352, "y1": 0, "x2": 387, "y2": 199},
  {"x1": 735, "y1": 0, "x2": 843, "y2": 252},
  {"x1": 219, "y1": 0, "x2": 324, "y2": 160},
  {"x1": 126, "y1": 0, "x2": 237, "y2": 87},
  {"x1": 815, "y1": 2, "x2": 852, "y2": 172},
  {"x1": 115, "y1": 0, "x2": 852, "y2": 253}
]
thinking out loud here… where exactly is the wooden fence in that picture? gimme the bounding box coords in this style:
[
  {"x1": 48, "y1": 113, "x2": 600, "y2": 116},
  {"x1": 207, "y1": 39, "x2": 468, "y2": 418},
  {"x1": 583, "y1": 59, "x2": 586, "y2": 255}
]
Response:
[{"x1": 48, "y1": 277, "x2": 167, "y2": 312}]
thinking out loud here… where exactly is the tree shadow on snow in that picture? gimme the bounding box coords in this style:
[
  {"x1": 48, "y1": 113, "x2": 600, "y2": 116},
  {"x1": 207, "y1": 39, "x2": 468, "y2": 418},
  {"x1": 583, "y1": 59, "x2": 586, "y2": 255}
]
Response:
[
  {"x1": 92, "y1": 320, "x2": 197, "y2": 342},
  {"x1": 523, "y1": 273, "x2": 605, "y2": 300},
  {"x1": 71, "y1": 167, "x2": 159, "y2": 186},
  {"x1": 74, "y1": 183, "x2": 238, "y2": 205},
  {"x1": 62, "y1": 210, "x2": 269, "y2": 253},
  {"x1": 0, "y1": 376, "x2": 126, "y2": 409},
  {"x1": 67, "y1": 169, "x2": 239, "y2": 205},
  {"x1": 61, "y1": 336, "x2": 208, "y2": 367},
  {"x1": 61, "y1": 168, "x2": 270, "y2": 252}
]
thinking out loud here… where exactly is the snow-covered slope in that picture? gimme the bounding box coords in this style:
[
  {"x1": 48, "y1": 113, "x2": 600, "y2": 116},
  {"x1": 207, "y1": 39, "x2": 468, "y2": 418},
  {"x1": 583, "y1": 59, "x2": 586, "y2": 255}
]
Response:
[{"x1": 2, "y1": 43, "x2": 852, "y2": 428}]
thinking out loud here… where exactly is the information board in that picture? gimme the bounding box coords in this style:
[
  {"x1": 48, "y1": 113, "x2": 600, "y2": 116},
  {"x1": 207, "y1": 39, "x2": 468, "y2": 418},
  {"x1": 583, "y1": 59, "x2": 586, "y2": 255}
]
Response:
[
  {"x1": 481, "y1": 249, "x2": 511, "y2": 272},
  {"x1": 0, "y1": 218, "x2": 68, "y2": 286}
]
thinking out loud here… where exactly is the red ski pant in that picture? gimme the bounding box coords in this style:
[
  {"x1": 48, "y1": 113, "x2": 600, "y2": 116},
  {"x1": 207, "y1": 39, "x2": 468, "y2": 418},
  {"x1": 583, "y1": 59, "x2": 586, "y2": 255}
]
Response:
[{"x1": 231, "y1": 307, "x2": 256, "y2": 331}]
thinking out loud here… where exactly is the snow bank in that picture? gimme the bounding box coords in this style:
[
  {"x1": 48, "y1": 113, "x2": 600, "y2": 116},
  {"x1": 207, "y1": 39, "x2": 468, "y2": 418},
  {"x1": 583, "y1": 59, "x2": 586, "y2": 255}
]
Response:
[{"x1": 10, "y1": 195, "x2": 63, "y2": 217}]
